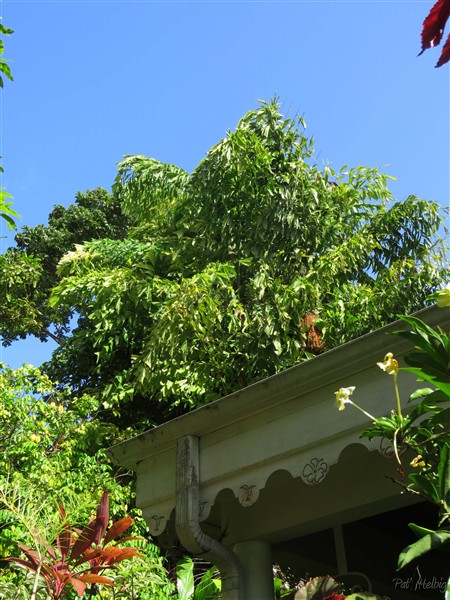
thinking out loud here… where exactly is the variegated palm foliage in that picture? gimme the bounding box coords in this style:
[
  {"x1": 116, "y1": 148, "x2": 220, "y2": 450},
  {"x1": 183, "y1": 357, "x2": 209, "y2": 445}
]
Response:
[{"x1": 42, "y1": 100, "x2": 448, "y2": 427}]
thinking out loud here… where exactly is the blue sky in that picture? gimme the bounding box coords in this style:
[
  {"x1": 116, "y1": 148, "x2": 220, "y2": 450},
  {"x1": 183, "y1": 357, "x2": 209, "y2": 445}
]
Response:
[{"x1": 1, "y1": 0, "x2": 449, "y2": 369}]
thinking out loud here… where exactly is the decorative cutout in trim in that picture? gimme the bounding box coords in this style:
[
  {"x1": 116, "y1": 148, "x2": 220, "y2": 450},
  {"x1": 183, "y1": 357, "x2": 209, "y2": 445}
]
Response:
[
  {"x1": 379, "y1": 437, "x2": 394, "y2": 458},
  {"x1": 239, "y1": 484, "x2": 258, "y2": 507},
  {"x1": 302, "y1": 458, "x2": 328, "y2": 485},
  {"x1": 378, "y1": 437, "x2": 406, "y2": 459},
  {"x1": 149, "y1": 515, "x2": 165, "y2": 535},
  {"x1": 199, "y1": 501, "x2": 209, "y2": 518}
]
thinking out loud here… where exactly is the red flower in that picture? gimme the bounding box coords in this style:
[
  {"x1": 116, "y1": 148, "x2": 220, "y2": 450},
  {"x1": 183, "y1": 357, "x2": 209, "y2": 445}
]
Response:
[{"x1": 324, "y1": 595, "x2": 347, "y2": 600}]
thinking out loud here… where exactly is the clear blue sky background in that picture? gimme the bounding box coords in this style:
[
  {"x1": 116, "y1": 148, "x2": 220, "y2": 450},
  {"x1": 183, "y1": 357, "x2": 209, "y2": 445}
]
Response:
[{"x1": 1, "y1": 0, "x2": 449, "y2": 369}]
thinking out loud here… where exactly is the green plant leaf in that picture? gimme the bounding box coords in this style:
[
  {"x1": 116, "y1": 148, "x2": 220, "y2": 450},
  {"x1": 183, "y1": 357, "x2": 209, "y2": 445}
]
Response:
[
  {"x1": 409, "y1": 387, "x2": 435, "y2": 402},
  {"x1": 193, "y1": 565, "x2": 221, "y2": 600},
  {"x1": 176, "y1": 557, "x2": 195, "y2": 600},
  {"x1": 408, "y1": 473, "x2": 439, "y2": 503},
  {"x1": 439, "y1": 443, "x2": 450, "y2": 510},
  {"x1": 408, "y1": 522, "x2": 440, "y2": 538},
  {"x1": 398, "y1": 529, "x2": 450, "y2": 569},
  {"x1": 402, "y1": 368, "x2": 450, "y2": 396}
]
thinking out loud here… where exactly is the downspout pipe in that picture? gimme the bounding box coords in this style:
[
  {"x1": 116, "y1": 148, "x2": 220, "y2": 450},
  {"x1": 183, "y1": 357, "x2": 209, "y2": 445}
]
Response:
[{"x1": 175, "y1": 435, "x2": 245, "y2": 600}]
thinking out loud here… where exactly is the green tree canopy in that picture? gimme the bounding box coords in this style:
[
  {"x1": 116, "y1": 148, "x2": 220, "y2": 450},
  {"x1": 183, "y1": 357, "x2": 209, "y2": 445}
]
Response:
[
  {"x1": 3, "y1": 101, "x2": 448, "y2": 429},
  {"x1": 0, "y1": 188, "x2": 130, "y2": 345}
]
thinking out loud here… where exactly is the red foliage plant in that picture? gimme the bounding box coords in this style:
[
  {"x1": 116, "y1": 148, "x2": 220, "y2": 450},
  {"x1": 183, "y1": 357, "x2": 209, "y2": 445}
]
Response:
[
  {"x1": 5, "y1": 490, "x2": 141, "y2": 598},
  {"x1": 419, "y1": 0, "x2": 450, "y2": 67}
]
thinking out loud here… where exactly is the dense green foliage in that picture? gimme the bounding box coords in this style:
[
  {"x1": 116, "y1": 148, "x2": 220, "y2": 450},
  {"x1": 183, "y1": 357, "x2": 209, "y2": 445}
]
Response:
[
  {"x1": 0, "y1": 363, "x2": 177, "y2": 598},
  {"x1": 35, "y1": 100, "x2": 449, "y2": 427},
  {"x1": 0, "y1": 20, "x2": 18, "y2": 232},
  {"x1": 4, "y1": 490, "x2": 143, "y2": 599},
  {"x1": 0, "y1": 363, "x2": 126, "y2": 557},
  {"x1": 0, "y1": 188, "x2": 129, "y2": 345}
]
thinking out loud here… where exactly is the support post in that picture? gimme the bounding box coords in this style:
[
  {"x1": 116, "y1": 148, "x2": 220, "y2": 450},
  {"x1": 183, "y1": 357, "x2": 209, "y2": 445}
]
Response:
[
  {"x1": 233, "y1": 540, "x2": 274, "y2": 600},
  {"x1": 175, "y1": 435, "x2": 244, "y2": 600}
]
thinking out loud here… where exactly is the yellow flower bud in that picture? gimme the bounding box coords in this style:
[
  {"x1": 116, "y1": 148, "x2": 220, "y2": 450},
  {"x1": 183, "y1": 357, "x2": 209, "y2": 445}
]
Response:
[
  {"x1": 377, "y1": 352, "x2": 399, "y2": 375},
  {"x1": 334, "y1": 386, "x2": 355, "y2": 411}
]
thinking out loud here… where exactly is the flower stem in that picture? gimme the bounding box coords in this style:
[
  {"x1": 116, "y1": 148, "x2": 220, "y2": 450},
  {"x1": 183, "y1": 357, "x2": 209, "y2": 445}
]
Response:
[
  {"x1": 351, "y1": 401, "x2": 376, "y2": 422},
  {"x1": 393, "y1": 428, "x2": 402, "y2": 466},
  {"x1": 394, "y1": 374, "x2": 402, "y2": 420}
]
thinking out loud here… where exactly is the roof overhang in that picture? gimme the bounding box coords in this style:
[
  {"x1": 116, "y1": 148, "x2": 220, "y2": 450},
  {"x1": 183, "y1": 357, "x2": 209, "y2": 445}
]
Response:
[{"x1": 107, "y1": 305, "x2": 448, "y2": 544}]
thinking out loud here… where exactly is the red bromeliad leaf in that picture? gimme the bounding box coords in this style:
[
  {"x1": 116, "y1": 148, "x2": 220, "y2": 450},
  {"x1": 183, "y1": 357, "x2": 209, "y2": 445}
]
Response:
[
  {"x1": 103, "y1": 517, "x2": 133, "y2": 546},
  {"x1": 73, "y1": 545, "x2": 121, "y2": 568},
  {"x1": 8, "y1": 545, "x2": 54, "y2": 581},
  {"x1": 94, "y1": 490, "x2": 110, "y2": 545},
  {"x1": 68, "y1": 575, "x2": 87, "y2": 597},
  {"x1": 58, "y1": 503, "x2": 67, "y2": 520},
  {"x1": 69, "y1": 515, "x2": 106, "y2": 561},
  {"x1": 56, "y1": 505, "x2": 72, "y2": 563},
  {"x1": 3, "y1": 557, "x2": 39, "y2": 572},
  {"x1": 53, "y1": 570, "x2": 71, "y2": 599},
  {"x1": 54, "y1": 560, "x2": 70, "y2": 576},
  {"x1": 57, "y1": 523, "x2": 72, "y2": 563},
  {"x1": 419, "y1": 0, "x2": 450, "y2": 66},
  {"x1": 98, "y1": 546, "x2": 123, "y2": 559},
  {"x1": 106, "y1": 547, "x2": 142, "y2": 565},
  {"x1": 46, "y1": 544, "x2": 57, "y2": 561},
  {"x1": 76, "y1": 545, "x2": 141, "y2": 568},
  {"x1": 40, "y1": 562, "x2": 56, "y2": 580},
  {"x1": 436, "y1": 32, "x2": 450, "y2": 65},
  {"x1": 75, "y1": 548, "x2": 105, "y2": 566},
  {"x1": 17, "y1": 544, "x2": 40, "y2": 567},
  {"x1": 78, "y1": 574, "x2": 115, "y2": 586}
]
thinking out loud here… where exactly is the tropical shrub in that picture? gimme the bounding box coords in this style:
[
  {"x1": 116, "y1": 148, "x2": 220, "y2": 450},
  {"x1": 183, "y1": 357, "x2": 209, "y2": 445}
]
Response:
[
  {"x1": 336, "y1": 287, "x2": 450, "y2": 594},
  {"x1": 3, "y1": 490, "x2": 140, "y2": 599},
  {"x1": 0, "y1": 364, "x2": 175, "y2": 597}
]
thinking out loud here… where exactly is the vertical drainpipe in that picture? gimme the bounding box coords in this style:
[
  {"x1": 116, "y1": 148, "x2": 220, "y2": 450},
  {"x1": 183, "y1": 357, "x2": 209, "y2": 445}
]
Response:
[{"x1": 175, "y1": 435, "x2": 244, "y2": 600}]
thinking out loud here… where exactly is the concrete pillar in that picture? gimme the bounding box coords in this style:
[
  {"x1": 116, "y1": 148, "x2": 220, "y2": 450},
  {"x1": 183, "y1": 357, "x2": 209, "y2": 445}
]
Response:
[{"x1": 233, "y1": 540, "x2": 273, "y2": 600}]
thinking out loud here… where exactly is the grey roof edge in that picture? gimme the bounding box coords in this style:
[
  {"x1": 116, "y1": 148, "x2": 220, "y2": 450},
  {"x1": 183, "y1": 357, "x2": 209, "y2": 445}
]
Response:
[{"x1": 107, "y1": 304, "x2": 449, "y2": 470}]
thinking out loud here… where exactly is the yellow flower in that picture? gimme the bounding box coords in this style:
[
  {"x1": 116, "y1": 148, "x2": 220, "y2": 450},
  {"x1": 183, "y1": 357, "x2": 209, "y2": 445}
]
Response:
[
  {"x1": 377, "y1": 352, "x2": 399, "y2": 375},
  {"x1": 410, "y1": 455, "x2": 426, "y2": 468},
  {"x1": 334, "y1": 386, "x2": 355, "y2": 411},
  {"x1": 58, "y1": 405, "x2": 64, "y2": 414},
  {"x1": 30, "y1": 433, "x2": 41, "y2": 443},
  {"x1": 436, "y1": 283, "x2": 450, "y2": 308}
]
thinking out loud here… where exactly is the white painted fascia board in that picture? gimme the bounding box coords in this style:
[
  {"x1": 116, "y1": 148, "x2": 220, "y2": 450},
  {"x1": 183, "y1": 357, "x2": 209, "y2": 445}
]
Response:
[{"x1": 107, "y1": 305, "x2": 448, "y2": 471}]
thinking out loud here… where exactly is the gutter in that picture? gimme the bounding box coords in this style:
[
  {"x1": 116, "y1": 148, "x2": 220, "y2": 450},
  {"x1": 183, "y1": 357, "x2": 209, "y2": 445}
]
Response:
[{"x1": 176, "y1": 435, "x2": 244, "y2": 599}]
